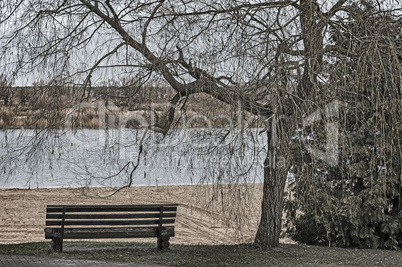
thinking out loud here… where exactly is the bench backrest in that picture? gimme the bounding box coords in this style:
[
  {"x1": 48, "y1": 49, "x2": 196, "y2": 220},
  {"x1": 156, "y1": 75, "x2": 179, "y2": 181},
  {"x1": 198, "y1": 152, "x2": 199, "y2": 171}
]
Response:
[{"x1": 45, "y1": 204, "x2": 178, "y2": 239}]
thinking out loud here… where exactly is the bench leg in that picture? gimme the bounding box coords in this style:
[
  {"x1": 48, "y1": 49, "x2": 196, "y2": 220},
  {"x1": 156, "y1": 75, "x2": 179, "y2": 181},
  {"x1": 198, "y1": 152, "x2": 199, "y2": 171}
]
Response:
[
  {"x1": 158, "y1": 234, "x2": 170, "y2": 251},
  {"x1": 50, "y1": 233, "x2": 63, "y2": 252}
]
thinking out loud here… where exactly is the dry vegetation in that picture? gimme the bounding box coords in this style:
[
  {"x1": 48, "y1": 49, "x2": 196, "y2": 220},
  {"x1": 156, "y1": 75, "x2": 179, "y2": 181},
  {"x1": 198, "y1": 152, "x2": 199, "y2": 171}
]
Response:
[{"x1": 0, "y1": 84, "x2": 250, "y2": 130}]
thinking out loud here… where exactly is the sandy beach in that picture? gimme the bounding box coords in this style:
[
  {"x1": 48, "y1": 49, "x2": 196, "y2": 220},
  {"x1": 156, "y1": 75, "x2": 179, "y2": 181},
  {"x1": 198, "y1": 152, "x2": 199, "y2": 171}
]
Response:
[{"x1": 0, "y1": 184, "x2": 286, "y2": 245}]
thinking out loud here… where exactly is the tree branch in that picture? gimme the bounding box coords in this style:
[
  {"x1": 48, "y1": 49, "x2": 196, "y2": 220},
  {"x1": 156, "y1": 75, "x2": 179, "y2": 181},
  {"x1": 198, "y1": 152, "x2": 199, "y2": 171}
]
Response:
[
  {"x1": 98, "y1": 128, "x2": 148, "y2": 198},
  {"x1": 324, "y1": 0, "x2": 347, "y2": 18},
  {"x1": 83, "y1": 42, "x2": 127, "y2": 90},
  {"x1": 142, "y1": 0, "x2": 165, "y2": 45},
  {"x1": 79, "y1": 0, "x2": 273, "y2": 119}
]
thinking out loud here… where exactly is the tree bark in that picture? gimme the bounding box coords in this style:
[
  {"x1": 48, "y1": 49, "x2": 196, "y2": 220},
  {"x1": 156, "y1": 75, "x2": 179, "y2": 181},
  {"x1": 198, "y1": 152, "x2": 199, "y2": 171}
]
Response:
[{"x1": 254, "y1": 128, "x2": 288, "y2": 249}]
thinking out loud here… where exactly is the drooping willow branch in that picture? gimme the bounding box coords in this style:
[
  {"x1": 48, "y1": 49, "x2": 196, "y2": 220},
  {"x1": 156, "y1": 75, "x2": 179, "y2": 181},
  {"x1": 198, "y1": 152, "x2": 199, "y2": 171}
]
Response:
[{"x1": 98, "y1": 127, "x2": 148, "y2": 198}]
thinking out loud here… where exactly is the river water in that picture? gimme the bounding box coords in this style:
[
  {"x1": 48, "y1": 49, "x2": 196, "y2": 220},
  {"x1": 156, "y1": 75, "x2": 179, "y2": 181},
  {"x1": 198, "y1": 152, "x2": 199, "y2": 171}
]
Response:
[{"x1": 0, "y1": 128, "x2": 269, "y2": 188}]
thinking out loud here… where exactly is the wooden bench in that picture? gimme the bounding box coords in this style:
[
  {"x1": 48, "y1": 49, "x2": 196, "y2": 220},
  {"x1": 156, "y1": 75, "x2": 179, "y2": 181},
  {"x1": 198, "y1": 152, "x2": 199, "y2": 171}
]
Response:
[{"x1": 44, "y1": 204, "x2": 178, "y2": 252}]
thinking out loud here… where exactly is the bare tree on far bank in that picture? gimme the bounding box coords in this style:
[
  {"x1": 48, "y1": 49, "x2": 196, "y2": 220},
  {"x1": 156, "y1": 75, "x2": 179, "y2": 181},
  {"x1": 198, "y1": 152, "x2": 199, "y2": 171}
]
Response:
[{"x1": 1, "y1": 0, "x2": 401, "y2": 249}]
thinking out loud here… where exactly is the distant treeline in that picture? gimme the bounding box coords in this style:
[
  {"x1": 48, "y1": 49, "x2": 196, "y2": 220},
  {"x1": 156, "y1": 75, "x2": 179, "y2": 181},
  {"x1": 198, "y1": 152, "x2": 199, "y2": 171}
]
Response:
[{"x1": 0, "y1": 85, "x2": 172, "y2": 106}]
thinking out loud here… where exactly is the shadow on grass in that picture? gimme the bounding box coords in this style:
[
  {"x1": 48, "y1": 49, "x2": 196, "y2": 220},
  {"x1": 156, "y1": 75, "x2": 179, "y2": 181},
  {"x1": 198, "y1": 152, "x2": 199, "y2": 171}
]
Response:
[{"x1": 0, "y1": 241, "x2": 401, "y2": 267}]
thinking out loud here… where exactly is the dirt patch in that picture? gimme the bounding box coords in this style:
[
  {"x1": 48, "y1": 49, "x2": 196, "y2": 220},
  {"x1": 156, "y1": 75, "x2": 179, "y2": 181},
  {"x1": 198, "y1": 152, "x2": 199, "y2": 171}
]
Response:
[{"x1": 0, "y1": 184, "x2": 296, "y2": 245}]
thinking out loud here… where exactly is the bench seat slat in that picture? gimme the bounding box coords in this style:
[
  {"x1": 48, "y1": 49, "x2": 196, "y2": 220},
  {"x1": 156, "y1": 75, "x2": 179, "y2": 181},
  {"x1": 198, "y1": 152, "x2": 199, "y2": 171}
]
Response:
[
  {"x1": 47, "y1": 204, "x2": 178, "y2": 208},
  {"x1": 44, "y1": 226, "x2": 175, "y2": 239},
  {"x1": 46, "y1": 213, "x2": 176, "y2": 220},
  {"x1": 47, "y1": 205, "x2": 177, "y2": 213},
  {"x1": 46, "y1": 219, "x2": 175, "y2": 226}
]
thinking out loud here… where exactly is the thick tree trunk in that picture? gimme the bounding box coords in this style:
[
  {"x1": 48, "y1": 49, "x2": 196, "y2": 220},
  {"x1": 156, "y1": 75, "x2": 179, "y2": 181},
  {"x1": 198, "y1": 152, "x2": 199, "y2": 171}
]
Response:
[
  {"x1": 254, "y1": 2, "x2": 325, "y2": 248},
  {"x1": 254, "y1": 156, "x2": 287, "y2": 248},
  {"x1": 254, "y1": 129, "x2": 288, "y2": 249}
]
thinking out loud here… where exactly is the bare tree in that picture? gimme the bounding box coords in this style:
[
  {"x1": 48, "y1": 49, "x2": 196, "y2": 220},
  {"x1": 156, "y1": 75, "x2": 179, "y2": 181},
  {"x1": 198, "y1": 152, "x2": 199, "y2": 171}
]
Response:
[{"x1": 1, "y1": 0, "x2": 400, "y2": 249}]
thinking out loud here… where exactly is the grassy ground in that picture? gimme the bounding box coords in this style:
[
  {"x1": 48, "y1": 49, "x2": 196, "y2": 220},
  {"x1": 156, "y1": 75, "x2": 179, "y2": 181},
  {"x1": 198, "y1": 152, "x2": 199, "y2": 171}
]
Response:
[{"x1": 0, "y1": 241, "x2": 401, "y2": 266}]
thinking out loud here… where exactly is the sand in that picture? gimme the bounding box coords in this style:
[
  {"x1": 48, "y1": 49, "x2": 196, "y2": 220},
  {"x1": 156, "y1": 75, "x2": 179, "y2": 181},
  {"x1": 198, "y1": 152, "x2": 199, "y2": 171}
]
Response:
[{"x1": 0, "y1": 184, "x2": 283, "y2": 245}]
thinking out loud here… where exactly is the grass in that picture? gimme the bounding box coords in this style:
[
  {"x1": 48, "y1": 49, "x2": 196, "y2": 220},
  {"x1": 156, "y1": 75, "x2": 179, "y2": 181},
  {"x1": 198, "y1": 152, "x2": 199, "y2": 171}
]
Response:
[{"x1": 0, "y1": 241, "x2": 401, "y2": 266}]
